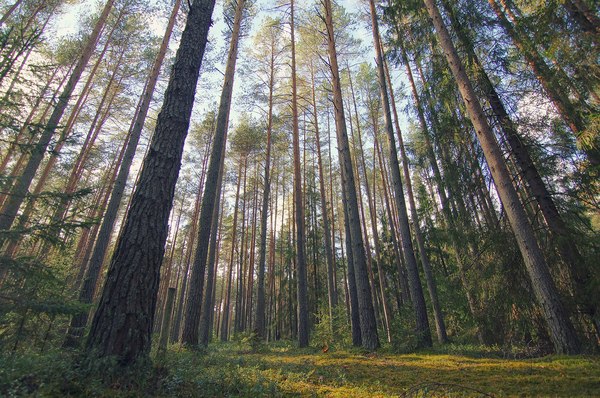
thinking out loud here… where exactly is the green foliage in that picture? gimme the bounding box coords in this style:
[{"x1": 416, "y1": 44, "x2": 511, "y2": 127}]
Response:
[
  {"x1": 312, "y1": 305, "x2": 351, "y2": 351},
  {"x1": 2, "y1": 343, "x2": 599, "y2": 397},
  {"x1": 237, "y1": 329, "x2": 263, "y2": 352}
]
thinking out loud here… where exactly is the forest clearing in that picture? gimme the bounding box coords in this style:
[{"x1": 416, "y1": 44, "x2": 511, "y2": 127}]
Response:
[{"x1": 0, "y1": 0, "x2": 599, "y2": 395}]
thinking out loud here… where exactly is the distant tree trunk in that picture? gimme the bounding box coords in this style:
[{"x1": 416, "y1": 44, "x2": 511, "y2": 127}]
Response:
[
  {"x1": 63, "y1": 0, "x2": 181, "y2": 347},
  {"x1": 373, "y1": 127, "x2": 410, "y2": 306},
  {"x1": 382, "y1": 50, "x2": 448, "y2": 344},
  {"x1": 221, "y1": 160, "x2": 244, "y2": 341},
  {"x1": 244, "y1": 168, "x2": 259, "y2": 330},
  {"x1": 310, "y1": 63, "x2": 338, "y2": 325},
  {"x1": 289, "y1": 0, "x2": 309, "y2": 348},
  {"x1": 0, "y1": 0, "x2": 116, "y2": 245},
  {"x1": 85, "y1": 0, "x2": 216, "y2": 365},
  {"x1": 182, "y1": 0, "x2": 246, "y2": 347},
  {"x1": 346, "y1": 64, "x2": 391, "y2": 342},
  {"x1": 423, "y1": 0, "x2": 581, "y2": 354},
  {"x1": 0, "y1": 63, "x2": 67, "y2": 176},
  {"x1": 255, "y1": 42, "x2": 276, "y2": 339},
  {"x1": 323, "y1": 0, "x2": 379, "y2": 351},
  {"x1": 199, "y1": 145, "x2": 226, "y2": 347},
  {"x1": 368, "y1": 0, "x2": 432, "y2": 348},
  {"x1": 235, "y1": 158, "x2": 249, "y2": 334}
]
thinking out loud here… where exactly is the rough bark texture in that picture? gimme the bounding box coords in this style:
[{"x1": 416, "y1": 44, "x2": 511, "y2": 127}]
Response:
[
  {"x1": 323, "y1": 0, "x2": 379, "y2": 351},
  {"x1": 423, "y1": 0, "x2": 581, "y2": 354},
  {"x1": 63, "y1": 0, "x2": 181, "y2": 348},
  {"x1": 85, "y1": 0, "x2": 216, "y2": 365},
  {"x1": 181, "y1": 0, "x2": 245, "y2": 346}
]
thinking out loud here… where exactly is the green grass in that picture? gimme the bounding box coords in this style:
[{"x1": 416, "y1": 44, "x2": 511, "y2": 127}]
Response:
[{"x1": 1, "y1": 342, "x2": 599, "y2": 397}]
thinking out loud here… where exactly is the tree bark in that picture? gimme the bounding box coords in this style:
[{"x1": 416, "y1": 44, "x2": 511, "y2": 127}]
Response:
[
  {"x1": 63, "y1": 0, "x2": 181, "y2": 347},
  {"x1": 323, "y1": 0, "x2": 379, "y2": 351},
  {"x1": 382, "y1": 47, "x2": 448, "y2": 344},
  {"x1": 85, "y1": 0, "x2": 216, "y2": 365}
]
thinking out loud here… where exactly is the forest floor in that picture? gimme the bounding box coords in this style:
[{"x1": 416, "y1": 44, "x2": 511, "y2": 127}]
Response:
[{"x1": 1, "y1": 341, "x2": 599, "y2": 397}]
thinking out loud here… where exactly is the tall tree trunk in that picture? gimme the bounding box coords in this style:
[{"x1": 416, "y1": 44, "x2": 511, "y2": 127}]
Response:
[
  {"x1": 382, "y1": 47, "x2": 448, "y2": 344},
  {"x1": 255, "y1": 40, "x2": 276, "y2": 339},
  {"x1": 310, "y1": 63, "x2": 338, "y2": 325},
  {"x1": 221, "y1": 159, "x2": 244, "y2": 341},
  {"x1": 85, "y1": 0, "x2": 216, "y2": 365},
  {"x1": 63, "y1": 0, "x2": 181, "y2": 347},
  {"x1": 423, "y1": 0, "x2": 581, "y2": 354},
  {"x1": 341, "y1": 180, "x2": 362, "y2": 347},
  {"x1": 199, "y1": 145, "x2": 226, "y2": 347},
  {"x1": 182, "y1": 0, "x2": 246, "y2": 346},
  {"x1": 346, "y1": 65, "x2": 391, "y2": 341},
  {"x1": 289, "y1": 0, "x2": 309, "y2": 348},
  {"x1": 441, "y1": 0, "x2": 597, "y2": 329},
  {"x1": 323, "y1": 0, "x2": 379, "y2": 351},
  {"x1": 369, "y1": 0, "x2": 432, "y2": 348},
  {"x1": 0, "y1": 0, "x2": 116, "y2": 244}
]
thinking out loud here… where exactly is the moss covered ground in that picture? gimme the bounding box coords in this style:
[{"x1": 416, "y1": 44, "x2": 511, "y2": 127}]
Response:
[{"x1": 1, "y1": 342, "x2": 599, "y2": 397}]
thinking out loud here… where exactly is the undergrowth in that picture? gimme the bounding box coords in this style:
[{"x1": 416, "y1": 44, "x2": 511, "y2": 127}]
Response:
[{"x1": 1, "y1": 342, "x2": 598, "y2": 397}]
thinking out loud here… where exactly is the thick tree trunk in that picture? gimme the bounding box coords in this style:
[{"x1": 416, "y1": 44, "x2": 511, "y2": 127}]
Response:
[
  {"x1": 63, "y1": 0, "x2": 181, "y2": 347},
  {"x1": 85, "y1": 0, "x2": 216, "y2": 365},
  {"x1": 423, "y1": 0, "x2": 581, "y2": 354}
]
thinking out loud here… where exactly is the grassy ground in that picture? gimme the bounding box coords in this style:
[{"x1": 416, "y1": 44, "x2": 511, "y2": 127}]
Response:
[{"x1": 1, "y1": 342, "x2": 599, "y2": 397}]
